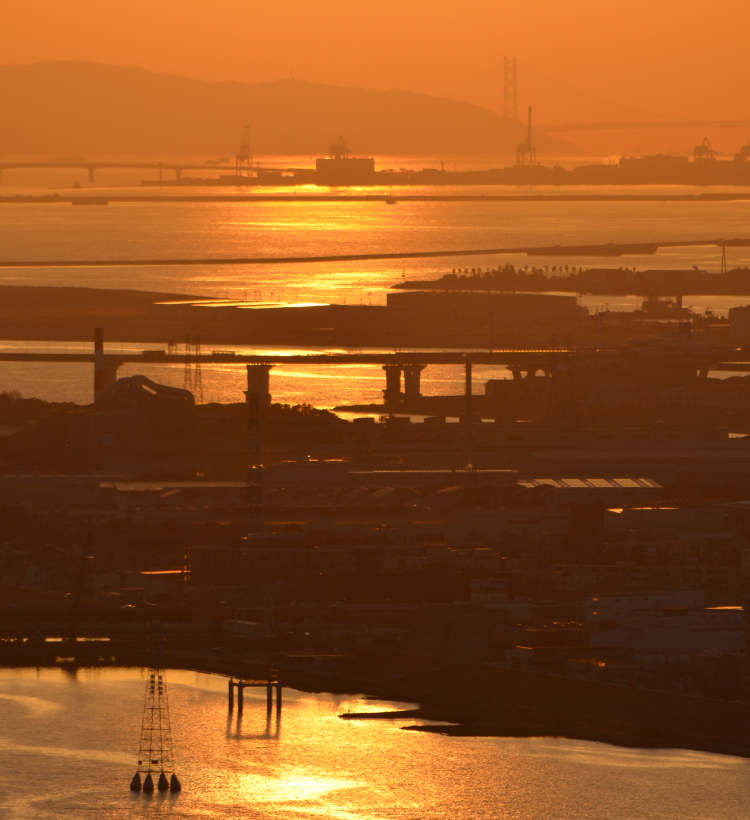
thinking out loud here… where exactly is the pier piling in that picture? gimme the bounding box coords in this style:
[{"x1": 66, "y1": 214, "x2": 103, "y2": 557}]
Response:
[{"x1": 228, "y1": 677, "x2": 283, "y2": 716}]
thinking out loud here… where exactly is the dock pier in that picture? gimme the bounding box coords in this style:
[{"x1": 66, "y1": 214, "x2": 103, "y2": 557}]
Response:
[{"x1": 228, "y1": 677, "x2": 282, "y2": 714}]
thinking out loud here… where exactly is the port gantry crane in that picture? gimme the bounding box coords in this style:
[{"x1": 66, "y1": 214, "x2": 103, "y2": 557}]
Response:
[
  {"x1": 236, "y1": 125, "x2": 253, "y2": 180},
  {"x1": 694, "y1": 137, "x2": 717, "y2": 161},
  {"x1": 330, "y1": 135, "x2": 350, "y2": 160},
  {"x1": 735, "y1": 140, "x2": 750, "y2": 162}
]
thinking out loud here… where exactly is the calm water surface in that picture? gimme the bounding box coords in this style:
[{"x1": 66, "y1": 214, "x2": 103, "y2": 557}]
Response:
[
  {"x1": 0, "y1": 668, "x2": 748, "y2": 820},
  {"x1": 1, "y1": 170, "x2": 750, "y2": 405}
]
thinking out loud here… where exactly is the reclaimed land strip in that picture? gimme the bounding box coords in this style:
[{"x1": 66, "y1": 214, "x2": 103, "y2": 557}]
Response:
[
  {"x1": 1, "y1": 238, "x2": 748, "y2": 269},
  {"x1": 6, "y1": 192, "x2": 750, "y2": 204},
  {"x1": 0, "y1": 286, "x2": 214, "y2": 344}
]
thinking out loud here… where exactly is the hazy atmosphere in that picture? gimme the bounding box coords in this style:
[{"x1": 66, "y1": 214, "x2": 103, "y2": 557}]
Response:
[
  {"x1": 3, "y1": 2, "x2": 750, "y2": 819},
  {"x1": 4, "y1": 0, "x2": 750, "y2": 154}
]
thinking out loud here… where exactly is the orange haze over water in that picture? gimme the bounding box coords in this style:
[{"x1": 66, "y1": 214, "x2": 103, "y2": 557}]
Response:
[{"x1": 4, "y1": 0, "x2": 750, "y2": 155}]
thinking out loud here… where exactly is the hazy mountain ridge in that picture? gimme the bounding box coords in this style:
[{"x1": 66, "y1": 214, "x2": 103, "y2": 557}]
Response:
[{"x1": 0, "y1": 61, "x2": 578, "y2": 157}]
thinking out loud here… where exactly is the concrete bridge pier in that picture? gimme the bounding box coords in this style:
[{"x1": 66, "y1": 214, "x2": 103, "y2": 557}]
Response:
[
  {"x1": 464, "y1": 360, "x2": 473, "y2": 465},
  {"x1": 246, "y1": 364, "x2": 273, "y2": 405},
  {"x1": 383, "y1": 364, "x2": 403, "y2": 404},
  {"x1": 93, "y1": 328, "x2": 121, "y2": 403},
  {"x1": 175, "y1": 168, "x2": 182, "y2": 182},
  {"x1": 228, "y1": 678, "x2": 283, "y2": 715},
  {"x1": 88, "y1": 166, "x2": 95, "y2": 183},
  {"x1": 403, "y1": 365, "x2": 426, "y2": 399}
]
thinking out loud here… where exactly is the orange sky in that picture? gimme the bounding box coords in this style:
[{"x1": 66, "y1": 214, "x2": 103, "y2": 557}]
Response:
[{"x1": 4, "y1": 0, "x2": 750, "y2": 154}]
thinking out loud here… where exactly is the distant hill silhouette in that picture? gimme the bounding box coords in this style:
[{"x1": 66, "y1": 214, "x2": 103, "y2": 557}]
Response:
[{"x1": 0, "y1": 61, "x2": 579, "y2": 157}]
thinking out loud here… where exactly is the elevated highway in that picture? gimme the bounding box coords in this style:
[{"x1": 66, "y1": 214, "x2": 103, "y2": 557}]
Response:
[
  {"x1": 0, "y1": 160, "x2": 301, "y2": 183},
  {"x1": 0, "y1": 337, "x2": 744, "y2": 404}
]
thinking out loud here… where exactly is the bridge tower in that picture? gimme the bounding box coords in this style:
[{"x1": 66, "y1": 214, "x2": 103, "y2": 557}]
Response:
[{"x1": 504, "y1": 57, "x2": 518, "y2": 121}]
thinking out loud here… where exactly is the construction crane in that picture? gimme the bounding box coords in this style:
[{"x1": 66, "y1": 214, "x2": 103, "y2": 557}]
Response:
[
  {"x1": 734, "y1": 140, "x2": 750, "y2": 162},
  {"x1": 693, "y1": 137, "x2": 716, "y2": 161},
  {"x1": 516, "y1": 106, "x2": 537, "y2": 166}
]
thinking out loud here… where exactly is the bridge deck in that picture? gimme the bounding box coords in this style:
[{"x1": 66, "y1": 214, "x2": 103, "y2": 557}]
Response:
[
  {"x1": 0, "y1": 350, "x2": 575, "y2": 366},
  {"x1": 0, "y1": 349, "x2": 738, "y2": 368}
]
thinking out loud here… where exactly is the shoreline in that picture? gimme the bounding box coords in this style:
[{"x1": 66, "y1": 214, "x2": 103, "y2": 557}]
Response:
[
  {"x1": 342, "y1": 708, "x2": 750, "y2": 759},
  {"x1": 4, "y1": 650, "x2": 750, "y2": 760},
  {"x1": 5, "y1": 192, "x2": 750, "y2": 206}
]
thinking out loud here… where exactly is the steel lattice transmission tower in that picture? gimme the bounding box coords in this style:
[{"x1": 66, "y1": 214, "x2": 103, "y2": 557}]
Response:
[
  {"x1": 130, "y1": 669, "x2": 181, "y2": 793},
  {"x1": 504, "y1": 57, "x2": 518, "y2": 120}
]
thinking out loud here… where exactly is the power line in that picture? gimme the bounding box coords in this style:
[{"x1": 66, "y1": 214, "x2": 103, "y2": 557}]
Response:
[
  {"x1": 446, "y1": 61, "x2": 504, "y2": 99},
  {"x1": 446, "y1": 57, "x2": 690, "y2": 125},
  {"x1": 517, "y1": 59, "x2": 689, "y2": 123}
]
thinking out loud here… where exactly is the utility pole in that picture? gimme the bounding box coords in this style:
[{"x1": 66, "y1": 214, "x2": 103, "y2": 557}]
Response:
[{"x1": 245, "y1": 365, "x2": 277, "y2": 640}]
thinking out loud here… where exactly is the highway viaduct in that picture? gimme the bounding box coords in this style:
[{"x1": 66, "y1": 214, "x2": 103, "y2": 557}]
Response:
[
  {"x1": 0, "y1": 161, "x2": 263, "y2": 184},
  {"x1": 0, "y1": 330, "x2": 746, "y2": 405}
]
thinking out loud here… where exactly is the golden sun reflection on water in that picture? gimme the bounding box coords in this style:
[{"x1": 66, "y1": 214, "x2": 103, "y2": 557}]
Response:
[
  {"x1": 235, "y1": 770, "x2": 366, "y2": 809},
  {"x1": 1, "y1": 668, "x2": 750, "y2": 819}
]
